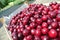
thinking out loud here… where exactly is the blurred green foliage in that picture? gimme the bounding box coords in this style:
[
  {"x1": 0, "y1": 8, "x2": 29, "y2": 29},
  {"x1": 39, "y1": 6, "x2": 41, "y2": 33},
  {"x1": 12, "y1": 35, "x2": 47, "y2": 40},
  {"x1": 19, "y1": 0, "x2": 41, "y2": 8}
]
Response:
[{"x1": 0, "y1": 0, "x2": 25, "y2": 9}]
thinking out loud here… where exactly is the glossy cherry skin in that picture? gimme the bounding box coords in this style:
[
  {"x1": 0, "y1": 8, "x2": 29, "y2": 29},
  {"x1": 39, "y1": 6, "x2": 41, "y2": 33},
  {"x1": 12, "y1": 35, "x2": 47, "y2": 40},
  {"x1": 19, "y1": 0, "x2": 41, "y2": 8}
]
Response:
[
  {"x1": 36, "y1": 18, "x2": 42, "y2": 24},
  {"x1": 37, "y1": 25, "x2": 42, "y2": 30},
  {"x1": 47, "y1": 19, "x2": 52, "y2": 25},
  {"x1": 42, "y1": 28, "x2": 49, "y2": 34},
  {"x1": 31, "y1": 29, "x2": 36, "y2": 35},
  {"x1": 23, "y1": 37, "x2": 27, "y2": 40},
  {"x1": 42, "y1": 15, "x2": 48, "y2": 21},
  {"x1": 12, "y1": 32, "x2": 18, "y2": 40},
  {"x1": 23, "y1": 29, "x2": 29, "y2": 36},
  {"x1": 35, "y1": 29, "x2": 41, "y2": 37},
  {"x1": 56, "y1": 14, "x2": 60, "y2": 21},
  {"x1": 51, "y1": 22, "x2": 58, "y2": 28},
  {"x1": 30, "y1": 22, "x2": 36, "y2": 28},
  {"x1": 34, "y1": 14, "x2": 39, "y2": 18},
  {"x1": 34, "y1": 36, "x2": 41, "y2": 40},
  {"x1": 41, "y1": 36, "x2": 49, "y2": 40},
  {"x1": 26, "y1": 26, "x2": 31, "y2": 31},
  {"x1": 48, "y1": 11, "x2": 57, "y2": 18},
  {"x1": 48, "y1": 29, "x2": 57, "y2": 38},
  {"x1": 17, "y1": 28, "x2": 21, "y2": 33},
  {"x1": 11, "y1": 19, "x2": 16, "y2": 24},
  {"x1": 27, "y1": 35, "x2": 32, "y2": 40},
  {"x1": 30, "y1": 17, "x2": 36, "y2": 22},
  {"x1": 42, "y1": 22, "x2": 48, "y2": 28}
]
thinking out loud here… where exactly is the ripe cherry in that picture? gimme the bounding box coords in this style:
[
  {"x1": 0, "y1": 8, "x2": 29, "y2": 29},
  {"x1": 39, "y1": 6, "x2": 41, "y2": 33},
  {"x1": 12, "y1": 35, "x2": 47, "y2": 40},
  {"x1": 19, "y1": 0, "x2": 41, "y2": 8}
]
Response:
[
  {"x1": 42, "y1": 28, "x2": 49, "y2": 34},
  {"x1": 48, "y1": 29, "x2": 57, "y2": 38},
  {"x1": 42, "y1": 22, "x2": 48, "y2": 28}
]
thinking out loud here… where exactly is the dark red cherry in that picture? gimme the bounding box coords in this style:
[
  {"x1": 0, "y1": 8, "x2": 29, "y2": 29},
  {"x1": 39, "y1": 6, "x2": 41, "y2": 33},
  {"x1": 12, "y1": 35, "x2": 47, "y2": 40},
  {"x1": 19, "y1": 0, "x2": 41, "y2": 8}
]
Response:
[
  {"x1": 27, "y1": 35, "x2": 32, "y2": 40},
  {"x1": 36, "y1": 18, "x2": 42, "y2": 24},
  {"x1": 35, "y1": 29, "x2": 41, "y2": 37},
  {"x1": 56, "y1": 13, "x2": 60, "y2": 21},
  {"x1": 42, "y1": 28, "x2": 49, "y2": 34},
  {"x1": 41, "y1": 36, "x2": 49, "y2": 40},
  {"x1": 42, "y1": 22, "x2": 48, "y2": 28},
  {"x1": 31, "y1": 29, "x2": 35, "y2": 35},
  {"x1": 51, "y1": 22, "x2": 58, "y2": 28},
  {"x1": 23, "y1": 29, "x2": 29, "y2": 36},
  {"x1": 42, "y1": 15, "x2": 48, "y2": 21}
]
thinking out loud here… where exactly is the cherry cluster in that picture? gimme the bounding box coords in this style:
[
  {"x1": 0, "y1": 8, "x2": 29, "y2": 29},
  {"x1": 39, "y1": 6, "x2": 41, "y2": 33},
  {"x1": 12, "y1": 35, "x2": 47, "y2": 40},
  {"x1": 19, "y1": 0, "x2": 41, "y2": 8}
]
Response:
[{"x1": 7, "y1": 2, "x2": 60, "y2": 40}]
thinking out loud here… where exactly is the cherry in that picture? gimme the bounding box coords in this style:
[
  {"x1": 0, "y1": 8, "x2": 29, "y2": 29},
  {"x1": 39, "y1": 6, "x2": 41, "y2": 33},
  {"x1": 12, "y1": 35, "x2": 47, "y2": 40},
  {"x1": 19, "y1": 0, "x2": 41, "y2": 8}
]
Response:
[
  {"x1": 42, "y1": 22, "x2": 48, "y2": 28},
  {"x1": 17, "y1": 28, "x2": 21, "y2": 33},
  {"x1": 53, "y1": 19, "x2": 57, "y2": 22},
  {"x1": 47, "y1": 19, "x2": 52, "y2": 25},
  {"x1": 23, "y1": 29, "x2": 29, "y2": 36},
  {"x1": 11, "y1": 19, "x2": 16, "y2": 24},
  {"x1": 48, "y1": 29, "x2": 57, "y2": 38},
  {"x1": 34, "y1": 14, "x2": 39, "y2": 18},
  {"x1": 42, "y1": 10, "x2": 47, "y2": 15},
  {"x1": 36, "y1": 18, "x2": 42, "y2": 24},
  {"x1": 51, "y1": 22, "x2": 58, "y2": 28},
  {"x1": 36, "y1": 25, "x2": 42, "y2": 30},
  {"x1": 35, "y1": 29, "x2": 41, "y2": 37},
  {"x1": 27, "y1": 35, "x2": 32, "y2": 40},
  {"x1": 42, "y1": 28, "x2": 49, "y2": 34},
  {"x1": 22, "y1": 20, "x2": 27, "y2": 25},
  {"x1": 49, "y1": 11, "x2": 57, "y2": 18},
  {"x1": 42, "y1": 15, "x2": 48, "y2": 21},
  {"x1": 30, "y1": 17, "x2": 36, "y2": 22},
  {"x1": 12, "y1": 32, "x2": 18, "y2": 40},
  {"x1": 23, "y1": 37, "x2": 27, "y2": 40},
  {"x1": 34, "y1": 36, "x2": 41, "y2": 40},
  {"x1": 31, "y1": 29, "x2": 35, "y2": 35},
  {"x1": 17, "y1": 19, "x2": 21, "y2": 23},
  {"x1": 30, "y1": 22, "x2": 36, "y2": 28},
  {"x1": 48, "y1": 25, "x2": 52, "y2": 30},
  {"x1": 41, "y1": 36, "x2": 49, "y2": 40},
  {"x1": 17, "y1": 33, "x2": 22, "y2": 38},
  {"x1": 26, "y1": 26, "x2": 31, "y2": 31},
  {"x1": 56, "y1": 13, "x2": 60, "y2": 21}
]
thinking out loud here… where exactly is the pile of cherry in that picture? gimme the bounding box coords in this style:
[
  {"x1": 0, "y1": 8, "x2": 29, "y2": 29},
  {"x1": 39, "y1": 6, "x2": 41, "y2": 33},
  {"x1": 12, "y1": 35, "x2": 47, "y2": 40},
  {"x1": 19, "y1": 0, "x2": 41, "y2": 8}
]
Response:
[{"x1": 7, "y1": 2, "x2": 60, "y2": 40}]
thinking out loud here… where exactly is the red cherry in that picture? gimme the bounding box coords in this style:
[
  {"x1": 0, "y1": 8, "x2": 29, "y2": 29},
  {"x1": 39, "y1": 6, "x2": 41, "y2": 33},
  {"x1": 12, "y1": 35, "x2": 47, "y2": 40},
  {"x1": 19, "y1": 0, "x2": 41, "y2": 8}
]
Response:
[
  {"x1": 48, "y1": 25, "x2": 52, "y2": 30},
  {"x1": 11, "y1": 19, "x2": 16, "y2": 24},
  {"x1": 53, "y1": 19, "x2": 57, "y2": 22},
  {"x1": 34, "y1": 36, "x2": 41, "y2": 40},
  {"x1": 26, "y1": 26, "x2": 31, "y2": 31},
  {"x1": 51, "y1": 22, "x2": 58, "y2": 28},
  {"x1": 31, "y1": 29, "x2": 35, "y2": 35},
  {"x1": 27, "y1": 35, "x2": 32, "y2": 40},
  {"x1": 36, "y1": 18, "x2": 42, "y2": 24},
  {"x1": 30, "y1": 17, "x2": 36, "y2": 22},
  {"x1": 47, "y1": 19, "x2": 52, "y2": 25},
  {"x1": 35, "y1": 29, "x2": 41, "y2": 37},
  {"x1": 42, "y1": 15, "x2": 48, "y2": 21},
  {"x1": 42, "y1": 10, "x2": 48, "y2": 15},
  {"x1": 23, "y1": 29, "x2": 29, "y2": 36},
  {"x1": 48, "y1": 29, "x2": 57, "y2": 38},
  {"x1": 41, "y1": 36, "x2": 49, "y2": 40},
  {"x1": 42, "y1": 22, "x2": 48, "y2": 28},
  {"x1": 42, "y1": 28, "x2": 49, "y2": 34},
  {"x1": 30, "y1": 22, "x2": 36, "y2": 28},
  {"x1": 17, "y1": 28, "x2": 21, "y2": 33},
  {"x1": 34, "y1": 14, "x2": 39, "y2": 18},
  {"x1": 17, "y1": 19, "x2": 21, "y2": 23},
  {"x1": 23, "y1": 37, "x2": 27, "y2": 40},
  {"x1": 37, "y1": 25, "x2": 42, "y2": 30},
  {"x1": 56, "y1": 14, "x2": 60, "y2": 21}
]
